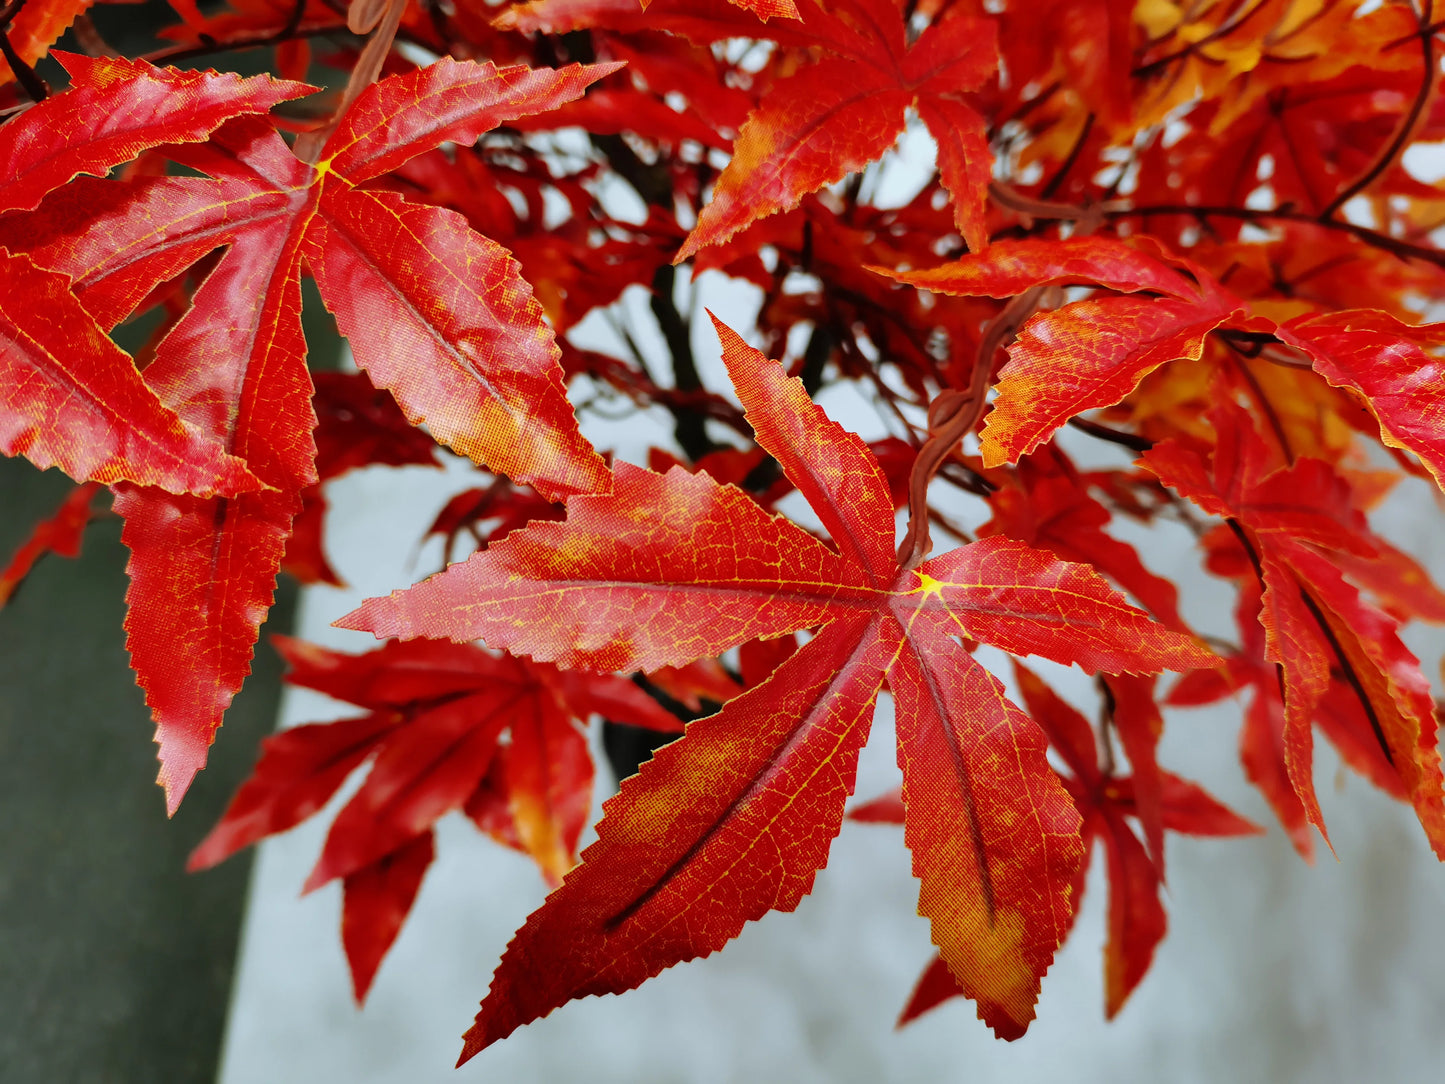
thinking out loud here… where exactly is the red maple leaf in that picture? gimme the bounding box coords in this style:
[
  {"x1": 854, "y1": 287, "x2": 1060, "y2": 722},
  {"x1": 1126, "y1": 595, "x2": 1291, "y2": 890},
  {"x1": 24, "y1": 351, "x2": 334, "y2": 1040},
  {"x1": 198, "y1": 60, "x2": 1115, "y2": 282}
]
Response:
[
  {"x1": 1141, "y1": 396, "x2": 1445, "y2": 857},
  {"x1": 344, "y1": 315, "x2": 1211, "y2": 1053},
  {"x1": 857, "y1": 660, "x2": 1260, "y2": 1025},
  {"x1": 0, "y1": 55, "x2": 618, "y2": 810},
  {"x1": 190, "y1": 634, "x2": 682, "y2": 1001}
]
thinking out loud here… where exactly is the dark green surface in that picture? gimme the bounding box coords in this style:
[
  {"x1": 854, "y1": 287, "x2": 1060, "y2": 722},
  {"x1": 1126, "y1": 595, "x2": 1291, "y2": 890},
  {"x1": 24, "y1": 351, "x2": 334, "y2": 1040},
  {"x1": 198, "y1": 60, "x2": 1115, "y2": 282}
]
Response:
[{"x1": 0, "y1": 458, "x2": 295, "y2": 1083}]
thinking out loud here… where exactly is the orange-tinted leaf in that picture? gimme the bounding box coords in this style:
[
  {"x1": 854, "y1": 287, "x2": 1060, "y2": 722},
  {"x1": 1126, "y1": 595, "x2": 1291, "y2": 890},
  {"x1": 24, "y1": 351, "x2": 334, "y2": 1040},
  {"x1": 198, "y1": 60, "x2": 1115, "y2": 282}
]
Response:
[
  {"x1": 980, "y1": 282, "x2": 1243, "y2": 467},
  {"x1": 505, "y1": 692, "x2": 595, "y2": 885},
  {"x1": 1277, "y1": 311, "x2": 1445, "y2": 492},
  {"x1": 916, "y1": 96, "x2": 992, "y2": 253},
  {"x1": 0, "y1": 1, "x2": 91, "y2": 88},
  {"x1": 0, "y1": 481, "x2": 100, "y2": 607},
  {"x1": 879, "y1": 237, "x2": 1200, "y2": 300},
  {"x1": 677, "y1": 61, "x2": 908, "y2": 262},
  {"x1": 342, "y1": 830, "x2": 435, "y2": 1003}
]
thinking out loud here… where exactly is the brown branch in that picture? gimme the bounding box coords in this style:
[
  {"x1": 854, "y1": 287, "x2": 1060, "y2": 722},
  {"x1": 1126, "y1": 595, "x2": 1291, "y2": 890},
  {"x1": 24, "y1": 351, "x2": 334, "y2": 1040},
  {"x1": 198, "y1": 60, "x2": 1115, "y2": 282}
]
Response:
[
  {"x1": 1320, "y1": 5, "x2": 1436, "y2": 219},
  {"x1": 1102, "y1": 203, "x2": 1445, "y2": 269}
]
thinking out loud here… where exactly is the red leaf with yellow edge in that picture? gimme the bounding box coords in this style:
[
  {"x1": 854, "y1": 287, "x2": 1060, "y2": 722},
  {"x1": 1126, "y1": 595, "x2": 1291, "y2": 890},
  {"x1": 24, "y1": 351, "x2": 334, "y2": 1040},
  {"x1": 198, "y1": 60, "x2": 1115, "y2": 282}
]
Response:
[
  {"x1": 342, "y1": 830, "x2": 435, "y2": 1003},
  {"x1": 346, "y1": 459, "x2": 867, "y2": 672},
  {"x1": 320, "y1": 57, "x2": 625, "y2": 185},
  {"x1": 1276, "y1": 310, "x2": 1445, "y2": 493},
  {"x1": 304, "y1": 185, "x2": 607, "y2": 502},
  {"x1": 915, "y1": 96, "x2": 992, "y2": 253},
  {"x1": 676, "y1": 61, "x2": 909, "y2": 263},
  {"x1": 0, "y1": 52, "x2": 306, "y2": 216},
  {"x1": 348, "y1": 319, "x2": 1207, "y2": 1054},
  {"x1": 879, "y1": 237, "x2": 1200, "y2": 300},
  {"x1": 980, "y1": 279, "x2": 1245, "y2": 467},
  {"x1": 0, "y1": 480, "x2": 100, "y2": 608},
  {"x1": 889, "y1": 611, "x2": 1083, "y2": 1039},
  {"x1": 914, "y1": 539, "x2": 1205, "y2": 676},
  {"x1": 0, "y1": 247, "x2": 261, "y2": 497},
  {"x1": 11, "y1": 57, "x2": 616, "y2": 807}
]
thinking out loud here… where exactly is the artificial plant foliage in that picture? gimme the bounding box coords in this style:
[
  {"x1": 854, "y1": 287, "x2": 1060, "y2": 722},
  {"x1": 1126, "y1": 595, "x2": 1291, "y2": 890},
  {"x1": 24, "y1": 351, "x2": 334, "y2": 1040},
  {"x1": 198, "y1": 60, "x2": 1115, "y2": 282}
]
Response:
[{"x1": 2, "y1": 0, "x2": 1445, "y2": 1066}]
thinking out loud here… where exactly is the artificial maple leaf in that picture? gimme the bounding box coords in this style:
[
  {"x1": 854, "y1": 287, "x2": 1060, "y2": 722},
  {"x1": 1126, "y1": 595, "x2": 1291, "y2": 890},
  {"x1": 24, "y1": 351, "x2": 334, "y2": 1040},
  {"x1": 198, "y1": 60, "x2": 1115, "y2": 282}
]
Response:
[
  {"x1": 0, "y1": 55, "x2": 617, "y2": 811},
  {"x1": 0, "y1": 1, "x2": 93, "y2": 89},
  {"x1": 978, "y1": 444, "x2": 1184, "y2": 631},
  {"x1": 864, "y1": 661, "x2": 1259, "y2": 1025},
  {"x1": 975, "y1": 251, "x2": 1254, "y2": 468},
  {"x1": 191, "y1": 635, "x2": 681, "y2": 1000},
  {"x1": 0, "y1": 481, "x2": 101, "y2": 608},
  {"x1": 1275, "y1": 310, "x2": 1445, "y2": 493},
  {"x1": 344, "y1": 315, "x2": 1210, "y2": 1052},
  {"x1": 0, "y1": 53, "x2": 310, "y2": 497},
  {"x1": 1141, "y1": 398, "x2": 1445, "y2": 858},
  {"x1": 675, "y1": 0, "x2": 999, "y2": 258}
]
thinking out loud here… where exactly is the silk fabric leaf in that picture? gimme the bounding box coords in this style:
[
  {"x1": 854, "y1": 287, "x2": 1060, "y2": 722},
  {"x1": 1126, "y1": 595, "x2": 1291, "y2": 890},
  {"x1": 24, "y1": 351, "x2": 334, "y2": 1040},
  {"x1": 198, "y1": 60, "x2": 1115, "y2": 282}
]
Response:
[
  {"x1": 677, "y1": 61, "x2": 908, "y2": 262},
  {"x1": 0, "y1": 247, "x2": 260, "y2": 496},
  {"x1": 878, "y1": 237, "x2": 1201, "y2": 300},
  {"x1": 889, "y1": 610, "x2": 1083, "y2": 1040},
  {"x1": 0, "y1": 52, "x2": 307, "y2": 217},
  {"x1": 460, "y1": 613, "x2": 889, "y2": 1059},
  {"x1": 981, "y1": 287, "x2": 1243, "y2": 467},
  {"x1": 342, "y1": 830, "x2": 436, "y2": 1002}
]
